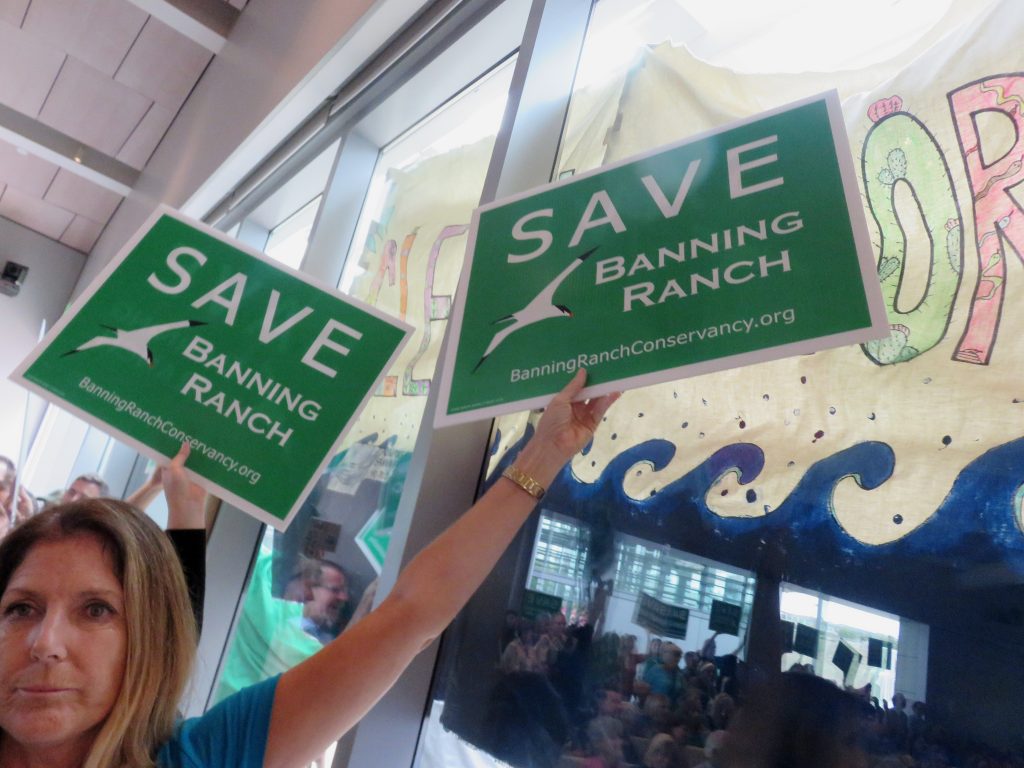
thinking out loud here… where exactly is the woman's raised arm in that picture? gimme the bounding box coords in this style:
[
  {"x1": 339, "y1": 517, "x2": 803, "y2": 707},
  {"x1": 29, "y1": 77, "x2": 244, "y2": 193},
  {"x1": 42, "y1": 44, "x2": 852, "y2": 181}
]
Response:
[{"x1": 264, "y1": 369, "x2": 618, "y2": 768}]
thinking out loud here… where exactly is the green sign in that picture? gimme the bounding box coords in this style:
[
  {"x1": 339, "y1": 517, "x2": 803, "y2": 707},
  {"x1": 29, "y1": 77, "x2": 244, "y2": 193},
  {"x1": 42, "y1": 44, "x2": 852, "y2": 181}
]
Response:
[
  {"x1": 634, "y1": 592, "x2": 689, "y2": 639},
  {"x1": 12, "y1": 209, "x2": 410, "y2": 529},
  {"x1": 521, "y1": 589, "x2": 563, "y2": 621},
  {"x1": 437, "y1": 91, "x2": 886, "y2": 424},
  {"x1": 793, "y1": 623, "x2": 820, "y2": 658},
  {"x1": 355, "y1": 507, "x2": 392, "y2": 574},
  {"x1": 708, "y1": 599, "x2": 743, "y2": 636}
]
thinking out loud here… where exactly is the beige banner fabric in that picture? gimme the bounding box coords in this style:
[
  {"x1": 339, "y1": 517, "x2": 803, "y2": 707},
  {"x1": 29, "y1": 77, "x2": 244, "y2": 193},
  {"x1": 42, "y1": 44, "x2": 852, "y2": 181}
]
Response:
[{"x1": 538, "y1": 0, "x2": 1024, "y2": 545}]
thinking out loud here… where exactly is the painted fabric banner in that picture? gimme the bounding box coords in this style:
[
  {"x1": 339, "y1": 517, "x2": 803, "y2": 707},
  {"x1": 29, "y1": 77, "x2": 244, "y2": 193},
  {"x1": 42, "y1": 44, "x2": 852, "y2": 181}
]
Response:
[
  {"x1": 497, "y1": 0, "x2": 1024, "y2": 553},
  {"x1": 439, "y1": 93, "x2": 888, "y2": 425},
  {"x1": 426, "y1": 4, "x2": 1024, "y2": 763},
  {"x1": 11, "y1": 209, "x2": 411, "y2": 529}
]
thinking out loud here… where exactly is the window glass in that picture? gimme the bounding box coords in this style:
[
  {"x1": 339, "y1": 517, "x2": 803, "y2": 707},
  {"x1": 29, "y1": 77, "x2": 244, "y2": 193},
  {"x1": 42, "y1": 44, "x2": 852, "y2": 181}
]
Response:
[
  {"x1": 419, "y1": 2, "x2": 1022, "y2": 768},
  {"x1": 264, "y1": 195, "x2": 322, "y2": 269},
  {"x1": 211, "y1": 62, "x2": 516, "y2": 767}
]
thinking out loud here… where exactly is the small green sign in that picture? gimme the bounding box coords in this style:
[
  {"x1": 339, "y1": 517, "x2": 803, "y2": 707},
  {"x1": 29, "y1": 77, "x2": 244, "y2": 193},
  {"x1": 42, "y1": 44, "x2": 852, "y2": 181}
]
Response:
[
  {"x1": 708, "y1": 599, "x2": 743, "y2": 636},
  {"x1": 521, "y1": 589, "x2": 563, "y2": 621},
  {"x1": 12, "y1": 209, "x2": 411, "y2": 530},
  {"x1": 355, "y1": 507, "x2": 392, "y2": 574},
  {"x1": 793, "y1": 623, "x2": 820, "y2": 658},
  {"x1": 634, "y1": 592, "x2": 689, "y2": 639},
  {"x1": 437, "y1": 91, "x2": 887, "y2": 424}
]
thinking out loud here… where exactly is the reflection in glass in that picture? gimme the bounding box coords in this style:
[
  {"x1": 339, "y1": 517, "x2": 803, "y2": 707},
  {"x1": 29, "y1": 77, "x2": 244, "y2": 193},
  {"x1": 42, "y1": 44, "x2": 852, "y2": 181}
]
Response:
[
  {"x1": 418, "y1": 2, "x2": 1024, "y2": 768},
  {"x1": 212, "y1": 61, "x2": 515, "y2": 767}
]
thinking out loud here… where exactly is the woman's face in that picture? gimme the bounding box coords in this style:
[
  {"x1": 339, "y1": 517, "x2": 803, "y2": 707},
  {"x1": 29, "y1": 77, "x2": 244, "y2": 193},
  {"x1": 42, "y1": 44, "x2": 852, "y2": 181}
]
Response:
[{"x1": 0, "y1": 535, "x2": 127, "y2": 759}]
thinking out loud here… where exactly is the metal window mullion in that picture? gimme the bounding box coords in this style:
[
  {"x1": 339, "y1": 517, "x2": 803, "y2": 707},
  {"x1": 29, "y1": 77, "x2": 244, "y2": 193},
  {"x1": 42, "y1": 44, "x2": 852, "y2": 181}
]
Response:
[{"x1": 208, "y1": 0, "x2": 509, "y2": 233}]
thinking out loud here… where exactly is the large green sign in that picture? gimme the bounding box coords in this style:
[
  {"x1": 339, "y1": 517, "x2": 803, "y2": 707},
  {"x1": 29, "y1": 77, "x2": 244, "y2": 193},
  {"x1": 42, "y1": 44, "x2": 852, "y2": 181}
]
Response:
[
  {"x1": 437, "y1": 92, "x2": 887, "y2": 424},
  {"x1": 12, "y1": 210, "x2": 410, "y2": 529}
]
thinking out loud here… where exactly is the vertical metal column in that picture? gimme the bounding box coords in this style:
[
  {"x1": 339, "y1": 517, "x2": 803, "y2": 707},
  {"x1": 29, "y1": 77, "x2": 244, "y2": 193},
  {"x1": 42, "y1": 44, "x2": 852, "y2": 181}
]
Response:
[
  {"x1": 342, "y1": 1, "x2": 594, "y2": 766},
  {"x1": 181, "y1": 216, "x2": 275, "y2": 717},
  {"x1": 301, "y1": 132, "x2": 380, "y2": 286}
]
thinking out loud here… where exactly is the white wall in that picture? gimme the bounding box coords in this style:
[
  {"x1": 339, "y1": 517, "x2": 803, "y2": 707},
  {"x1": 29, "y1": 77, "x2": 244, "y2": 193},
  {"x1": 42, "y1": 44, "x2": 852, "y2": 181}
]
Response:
[
  {"x1": 0, "y1": 216, "x2": 85, "y2": 460},
  {"x1": 76, "y1": 0, "x2": 433, "y2": 293}
]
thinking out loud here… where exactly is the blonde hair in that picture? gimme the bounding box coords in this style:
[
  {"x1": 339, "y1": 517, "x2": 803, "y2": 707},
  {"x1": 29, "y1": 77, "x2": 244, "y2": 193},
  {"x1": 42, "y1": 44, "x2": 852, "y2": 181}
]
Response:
[{"x1": 0, "y1": 498, "x2": 197, "y2": 767}]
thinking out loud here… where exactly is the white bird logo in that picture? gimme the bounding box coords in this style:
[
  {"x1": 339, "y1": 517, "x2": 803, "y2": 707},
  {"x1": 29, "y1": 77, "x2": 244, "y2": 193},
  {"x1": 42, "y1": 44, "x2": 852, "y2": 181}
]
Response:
[
  {"x1": 473, "y1": 247, "x2": 597, "y2": 373},
  {"x1": 62, "y1": 320, "x2": 205, "y2": 367}
]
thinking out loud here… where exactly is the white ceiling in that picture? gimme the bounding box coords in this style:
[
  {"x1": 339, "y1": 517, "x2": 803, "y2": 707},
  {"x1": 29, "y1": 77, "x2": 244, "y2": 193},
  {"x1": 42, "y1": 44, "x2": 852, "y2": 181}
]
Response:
[{"x1": 0, "y1": 0, "x2": 245, "y2": 254}]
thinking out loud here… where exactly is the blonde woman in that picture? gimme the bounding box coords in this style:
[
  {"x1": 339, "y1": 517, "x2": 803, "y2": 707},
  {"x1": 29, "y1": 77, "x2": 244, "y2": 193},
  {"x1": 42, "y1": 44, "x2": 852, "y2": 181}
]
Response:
[{"x1": 0, "y1": 370, "x2": 617, "y2": 767}]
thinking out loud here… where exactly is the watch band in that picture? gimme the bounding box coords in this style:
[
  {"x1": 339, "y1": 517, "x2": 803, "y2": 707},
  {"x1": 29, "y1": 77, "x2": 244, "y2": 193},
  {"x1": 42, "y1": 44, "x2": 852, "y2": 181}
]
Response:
[{"x1": 502, "y1": 464, "x2": 546, "y2": 500}]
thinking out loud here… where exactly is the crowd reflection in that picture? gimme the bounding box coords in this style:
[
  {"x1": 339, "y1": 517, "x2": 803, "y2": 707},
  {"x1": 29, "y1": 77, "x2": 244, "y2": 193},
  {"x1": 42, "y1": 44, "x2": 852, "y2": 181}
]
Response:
[{"x1": 482, "y1": 612, "x2": 1022, "y2": 768}]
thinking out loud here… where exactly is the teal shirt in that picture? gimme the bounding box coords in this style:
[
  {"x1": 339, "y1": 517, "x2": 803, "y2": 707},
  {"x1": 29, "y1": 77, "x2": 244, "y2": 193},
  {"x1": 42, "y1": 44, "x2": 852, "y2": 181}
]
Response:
[{"x1": 157, "y1": 675, "x2": 279, "y2": 767}]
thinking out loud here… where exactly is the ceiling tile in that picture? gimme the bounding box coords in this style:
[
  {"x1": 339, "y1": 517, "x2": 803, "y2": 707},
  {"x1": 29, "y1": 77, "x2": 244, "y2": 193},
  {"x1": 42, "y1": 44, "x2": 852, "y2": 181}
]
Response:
[
  {"x1": 116, "y1": 102, "x2": 173, "y2": 169},
  {"x1": 0, "y1": 185, "x2": 74, "y2": 240},
  {"x1": 0, "y1": 20, "x2": 65, "y2": 116},
  {"x1": 45, "y1": 169, "x2": 122, "y2": 223},
  {"x1": 60, "y1": 214, "x2": 104, "y2": 253},
  {"x1": 23, "y1": 0, "x2": 147, "y2": 77},
  {"x1": 38, "y1": 56, "x2": 151, "y2": 156},
  {"x1": 0, "y1": 0, "x2": 27, "y2": 27},
  {"x1": 115, "y1": 17, "x2": 212, "y2": 112},
  {"x1": 0, "y1": 137, "x2": 59, "y2": 197}
]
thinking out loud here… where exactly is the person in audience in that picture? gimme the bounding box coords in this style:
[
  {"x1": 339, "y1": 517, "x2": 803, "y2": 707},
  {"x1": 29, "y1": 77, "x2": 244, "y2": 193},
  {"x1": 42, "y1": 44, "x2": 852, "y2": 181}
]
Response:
[
  {"x1": 708, "y1": 692, "x2": 735, "y2": 731},
  {"x1": 633, "y1": 693, "x2": 673, "y2": 739},
  {"x1": 25, "y1": 470, "x2": 110, "y2": 514},
  {"x1": 500, "y1": 618, "x2": 538, "y2": 674},
  {"x1": 299, "y1": 559, "x2": 350, "y2": 644},
  {"x1": 0, "y1": 457, "x2": 17, "y2": 539},
  {"x1": 60, "y1": 473, "x2": 108, "y2": 503},
  {"x1": 641, "y1": 637, "x2": 664, "y2": 679},
  {"x1": 682, "y1": 650, "x2": 701, "y2": 684},
  {"x1": 0, "y1": 369, "x2": 618, "y2": 768},
  {"x1": 644, "y1": 732, "x2": 687, "y2": 768},
  {"x1": 500, "y1": 609, "x2": 520, "y2": 652},
  {"x1": 720, "y1": 672, "x2": 866, "y2": 768},
  {"x1": 692, "y1": 730, "x2": 726, "y2": 768},
  {"x1": 619, "y1": 633, "x2": 639, "y2": 699},
  {"x1": 677, "y1": 688, "x2": 711, "y2": 746},
  {"x1": 693, "y1": 660, "x2": 719, "y2": 707},
  {"x1": 700, "y1": 632, "x2": 720, "y2": 661},
  {"x1": 584, "y1": 715, "x2": 627, "y2": 768},
  {"x1": 0, "y1": 457, "x2": 35, "y2": 533},
  {"x1": 643, "y1": 641, "x2": 686, "y2": 707},
  {"x1": 884, "y1": 692, "x2": 910, "y2": 751}
]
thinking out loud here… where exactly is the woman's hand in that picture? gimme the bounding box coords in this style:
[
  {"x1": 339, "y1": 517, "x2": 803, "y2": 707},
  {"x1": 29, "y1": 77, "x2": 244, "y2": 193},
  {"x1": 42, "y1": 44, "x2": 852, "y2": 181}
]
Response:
[
  {"x1": 14, "y1": 486, "x2": 35, "y2": 523},
  {"x1": 163, "y1": 443, "x2": 208, "y2": 530},
  {"x1": 516, "y1": 369, "x2": 620, "y2": 486}
]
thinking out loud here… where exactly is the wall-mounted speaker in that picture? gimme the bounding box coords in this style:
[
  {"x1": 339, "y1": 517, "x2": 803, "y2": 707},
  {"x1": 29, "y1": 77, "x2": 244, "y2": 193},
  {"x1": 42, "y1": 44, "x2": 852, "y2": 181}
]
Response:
[{"x1": 0, "y1": 261, "x2": 28, "y2": 297}]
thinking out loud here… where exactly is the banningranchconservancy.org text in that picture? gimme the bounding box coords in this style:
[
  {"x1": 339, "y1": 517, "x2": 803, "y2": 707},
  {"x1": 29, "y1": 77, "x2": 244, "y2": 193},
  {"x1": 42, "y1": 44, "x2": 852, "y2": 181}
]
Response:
[
  {"x1": 77, "y1": 376, "x2": 262, "y2": 485},
  {"x1": 509, "y1": 307, "x2": 797, "y2": 383}
]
